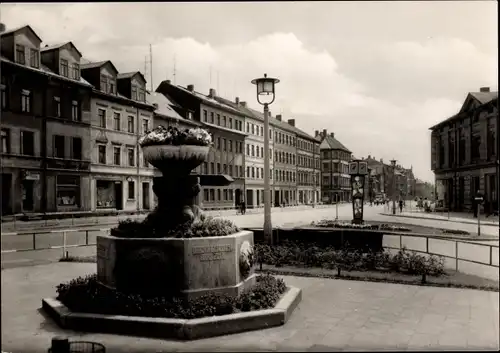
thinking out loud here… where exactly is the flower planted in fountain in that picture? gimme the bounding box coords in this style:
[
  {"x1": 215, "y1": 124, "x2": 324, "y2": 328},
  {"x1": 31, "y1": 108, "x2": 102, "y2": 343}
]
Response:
[{"x1": 43, "y1": 126, "x2": 302, "y2": 340}]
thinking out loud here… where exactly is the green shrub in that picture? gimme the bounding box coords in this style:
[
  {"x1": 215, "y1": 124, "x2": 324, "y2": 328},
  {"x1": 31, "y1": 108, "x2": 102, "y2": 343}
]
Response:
[
  {"x1": 111, "y1": 214, "x2": 239, "y2": 239},
  {"x1": 56, "y1": 273, "x2": 286, "y2": 319}
]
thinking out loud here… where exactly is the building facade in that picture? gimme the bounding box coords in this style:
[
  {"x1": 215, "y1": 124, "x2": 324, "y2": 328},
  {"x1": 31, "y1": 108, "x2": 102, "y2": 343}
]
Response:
[
  {"x1": 430, "y1": 87, "x2": 498, "y2": 213},
  {"x1": 318, "y1": 129, "x2": 352, "y2": 203},
  {"x1": 1, "y1": 25, "x2": 93, "y2": 215},
  {"x1": 156, "y1": 82, "x2": 246, "y2": 210},
  {"x1": 81, "y1": 62, "x2": 156, "y2": 213},
  {"x1": 293, "y1": 120, "x2": 320, "y2": 205}
]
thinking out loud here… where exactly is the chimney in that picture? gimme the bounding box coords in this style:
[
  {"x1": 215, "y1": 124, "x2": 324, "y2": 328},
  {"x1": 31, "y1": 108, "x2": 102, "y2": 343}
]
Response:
[
  {"x1": 330, "y1": 132, "x2": 334, "y2": 138},
  {"x1": 187, "y1": 84, "x2": 194, "y2": 92},
  {"x1": 235, "y1": 97, "x2": 239, "y2": 105},
  {"x1": 323, "y1": 129, "x2": 327, "y2": 137},
  {"x1": 240, "y1": 101, "x2": 247, "y2": 107},
  {"x1": 380, "y1": 158, "x2": 383, "y2": 163},
  {"x1": 315, "y1": 130, "x2": 319, "y2": 137},
  {"x1": 480, "y1": 87, "x2": 490, "y2": 92},
  {"x1": 287, "y1": 119, "x2": 295, "y2": 126},
  {"x1": 209, "y1": 88, "x2": 216, "y2": 98},
  {"x1": 276, "y1": 114, "x2": 282, "y2": 121},
  {"x1": 368, "y1": 155, "x2": 371, "y2": 159},
  {"x1": 166, "y1": 80, "x2": 171, "y2": 84}
]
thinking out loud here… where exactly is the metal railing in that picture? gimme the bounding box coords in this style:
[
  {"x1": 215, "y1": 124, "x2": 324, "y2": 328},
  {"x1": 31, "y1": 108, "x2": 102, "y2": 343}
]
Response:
[{"x1": 383, "y1": 232, "x2": 499, "y2": 278}]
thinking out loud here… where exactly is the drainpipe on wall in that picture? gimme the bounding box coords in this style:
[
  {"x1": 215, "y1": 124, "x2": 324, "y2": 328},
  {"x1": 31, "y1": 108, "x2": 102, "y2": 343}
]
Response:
[{"x1": 136, "y1": 107, "x2": 141, "y2": 214}]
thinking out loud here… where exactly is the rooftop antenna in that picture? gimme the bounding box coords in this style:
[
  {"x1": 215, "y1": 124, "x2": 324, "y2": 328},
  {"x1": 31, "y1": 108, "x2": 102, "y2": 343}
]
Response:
[
  {"x1": 173, "y1": 54, "x2": 177, "y2": 85},
  {"x1": 144, "y1": 56, "x2": 148, "y2": 83},
  {"x1": 149, "y1": 44, "x2": 153, "y2": 92}
]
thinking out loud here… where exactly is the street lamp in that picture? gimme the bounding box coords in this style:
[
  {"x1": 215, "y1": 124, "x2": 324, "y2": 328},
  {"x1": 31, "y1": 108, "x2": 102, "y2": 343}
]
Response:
[
  {"x1": 252, "y1": 73, "x2": 280, "y2": 245},
  {"x1": 390, "y1": 159, "x2": 397, "y2": 215}
]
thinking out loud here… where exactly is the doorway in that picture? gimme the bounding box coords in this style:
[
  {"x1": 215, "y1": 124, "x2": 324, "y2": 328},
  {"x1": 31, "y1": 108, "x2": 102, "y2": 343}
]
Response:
[
  {"x1": 274, "y1": 190, "x2": 280, "y2": 207},
  {"x1": 246, "y1": 189, "x2": 253, "y2": 208},
  {"x1": 114, "y1": 182, "x2": 123, "y2": 210},
  {"x1": 22, "y1": 180, "x2": 34, "y2": 211},
  {"x1": 142, "y1": 182, "x2": 150, "y2": 210},
  {"x1": 2, "y1": 173, "x2": 12, "y2": 215},
  {"x1": 235, "y1": 189, "x2": 241, "y2": 206}
]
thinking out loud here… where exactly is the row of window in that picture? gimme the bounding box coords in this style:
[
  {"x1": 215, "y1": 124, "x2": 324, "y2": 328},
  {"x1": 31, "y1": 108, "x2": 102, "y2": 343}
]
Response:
[
  {"x1": 246, "y1": 122, "x2": 267, "y2": 138},
  {"x1": 60, "y1": 59, "x2": 80, "y2": 80},
  {"x1": 275, "y1": 150, "x2": 295, "y2": 165},
  {"x1": 203, "y1": 188, "x2": 234, "y2": 202},
  {"x1": 97, "y1": 144, "x2": 148, "y2": 167},
  {"x1": 97, "y1": 108, "x2": 149, "y2": 133},
  {"x1": 322, "y1": 176, "x2": 351, "y2": 188},
  {"x1": 297, "y1": 138, "x2": 317, "y2": 153},
  {"x1": 53, "y1": 135, "x2": 82, "y2": 160},
  {"x1": 436, "y1": 119, "x2": 497, "y2": 169},
  {"x1": 297, "y1": 171, "x2": 320, "y2": 186},
  {"x1": 322, "y1": 162, "x2": 350, "y2": 174},
  {"x1": 246, "y1": 144, "x2": 268, "y2": 159},
  {"x1": 275, "y1": 131, "x2": 295, "y2": 147},
  {"x1": 321, "y1": 150, "x2": 351, "y2": 161},
  {"x1": 202, "y1": 162, "x2": 244, "y2": 178},
  {"x1": 15, "y1": 44, "x2": 39, "y2": 69},
  {"x1": 203, "y1": 109, "x2": 243, "y2": 132},
  {"x1": 1, "y1": 128, "x2": 35, "y2": 156},
  {"x1": 1, "y1": 85, "x2": 81, "y2": 121},
  {"x1": 298, "y1": 155, "x2": 319, "y2": 169},
  {"x1": 213, "y1": 137, "x2": 243, "y2": 153}
]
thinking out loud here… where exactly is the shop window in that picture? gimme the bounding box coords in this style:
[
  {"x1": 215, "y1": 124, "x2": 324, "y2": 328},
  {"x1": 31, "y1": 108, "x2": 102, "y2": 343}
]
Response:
[
  {"x1": 96, "y1": 180, "x2": 116, "y2": 208},
  {"x1": 128, "y1": 181, "x2": 135, "y2": 199},
  {"x1": 57, "y1": 175, "x2": 80, "y2": 207}
]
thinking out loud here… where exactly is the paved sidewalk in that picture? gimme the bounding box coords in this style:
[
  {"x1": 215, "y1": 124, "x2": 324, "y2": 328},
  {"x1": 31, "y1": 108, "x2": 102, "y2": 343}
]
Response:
[
  {"x1": 381, "y1": 211, "x2": 499, "y2": 227},
  {"x1": 1, "y1": 263, "x2": 498, "y2": 352}
]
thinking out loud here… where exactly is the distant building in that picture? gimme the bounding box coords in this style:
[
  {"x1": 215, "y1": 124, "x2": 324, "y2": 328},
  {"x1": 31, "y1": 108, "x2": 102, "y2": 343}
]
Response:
[
  {"x1": 430, "y1": 87, "x2": 498, "y2": 213},
  {"x1": 414, "y1": 179, "x2": 434, "y2": 200},
  {"x1": 317, "y1": 129, "x2": 352, "y2": 203}
]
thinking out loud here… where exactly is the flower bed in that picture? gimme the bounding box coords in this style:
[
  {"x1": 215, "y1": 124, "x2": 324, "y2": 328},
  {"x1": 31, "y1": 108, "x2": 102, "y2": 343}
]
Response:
[
  {"x1": 111, "y1": 213, "x2": 239, "y2": 238},
  {"x1": 255, "y1": 242, "x2": 445, "y2": 283},
  {"x1": 139, "y1": 126, "x2": 212, "y2": 147},
  {"x1": 56, "y1": 273, "x2": 286, "y2": 319},
  {"x1": 312, "y1": 220, "x2": 411, "y2": 232}
]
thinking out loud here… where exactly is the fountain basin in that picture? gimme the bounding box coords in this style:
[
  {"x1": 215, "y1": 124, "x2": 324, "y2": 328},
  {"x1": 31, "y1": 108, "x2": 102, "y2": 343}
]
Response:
[{"x1": 97, "y1": 230, "x2": 256, "y2": 299}]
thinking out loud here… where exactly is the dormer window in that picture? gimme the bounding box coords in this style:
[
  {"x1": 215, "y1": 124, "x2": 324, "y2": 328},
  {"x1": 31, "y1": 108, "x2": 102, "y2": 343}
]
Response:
[
  {"x1": 131, "y1": 85, "x2": 138, "y2": 100},
  {"x1": 60, "y1": 59, "x2": 69, "y2": 77},
  {"x1": 138, "y1": 88, "x2": 145, "y2": 102},
  {"x1": 100, "y1": 75, "x2": 115, "y2": 94},
  {"x1": 15, "y1": 44, "x2": 26, "y2": 65},
  {"x1": 71, "y1": 63, "x2": 80, "y2": 80},
  {"x1": 109, "y1": 81, "x2": 115, "y2": 94},
  {"x1": 29, "y1": 49, "x2": 39, "y2": 68}
]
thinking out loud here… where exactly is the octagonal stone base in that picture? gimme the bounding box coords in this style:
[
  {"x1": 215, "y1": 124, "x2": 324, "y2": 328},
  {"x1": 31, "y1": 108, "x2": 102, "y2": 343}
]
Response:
[
  {"x1": 97, "y1": 230, "x2": 256, "y2": 299},
  {"x1": 42, "y1": 286, "x2": 302, "y2": 340}
]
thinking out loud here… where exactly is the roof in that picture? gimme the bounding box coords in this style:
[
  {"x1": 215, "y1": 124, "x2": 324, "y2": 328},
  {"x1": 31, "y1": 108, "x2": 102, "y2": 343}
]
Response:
[
  {"x1": 117, "y1": 71, "x2": 146, "y2": 83},
  {"x1": 1, "y1": 55, "x2": 92, "y2": 87},
  {"x1": 214, "y1": 96, "x2": 317, "y2": 141},
  {"x1": 202, "y1": 121, "x2": 247, "y2": 137},
  {"x1": 146, "y1": 91, "x2": 184, "y2": 120},
  {"x1": 175, "y1": 85, "x2": 242, "y2": 115},
  {"x1": 429, "y1": 90, "x2": 498, "y2": 130},
  {"x1": 81, "y1": 60, "x2": 118, "y2": 74},
  {"x1": 41, "y1": 41, "x2": 82, "y2": 57},
  {"x1": 321, "y1": 134, "x2": 351, "y2": 153},
  {"x1": 0, "y1": 25, "x2": 42, "y2": 43}
]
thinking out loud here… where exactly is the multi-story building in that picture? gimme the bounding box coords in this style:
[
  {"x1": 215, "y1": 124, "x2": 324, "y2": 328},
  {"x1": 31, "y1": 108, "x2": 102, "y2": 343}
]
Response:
[
  {"x1": 81, "y1": 62, "x2": 156, "y2": 212},
  {"x1": 155, "y1": 81, "x2": 246, "y2": 210},
  {"x1": 291, "y1": 120, "x2": 320, "y2": 205},
  {"x1": 1, "y1": 25, "x2": 93, "y2": 215},
  {"x1": 213, "y1": 96, "x2": 273, "y2": 209},
  {"x1": 430, "y1": 87, "x2": 498, "y2": 213},
  {"x1": 317, "y1": 129, "x2": 352, "y2": 203}
]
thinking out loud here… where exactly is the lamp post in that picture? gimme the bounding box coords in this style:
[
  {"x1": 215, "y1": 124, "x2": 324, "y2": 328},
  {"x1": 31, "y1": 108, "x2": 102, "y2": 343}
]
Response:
[
  {"x1": 252, "y1": 73, "x2": 280, "y2": 245},
  {"x1": 390, "y1": 159, "x2": 397, "y2": 215}
]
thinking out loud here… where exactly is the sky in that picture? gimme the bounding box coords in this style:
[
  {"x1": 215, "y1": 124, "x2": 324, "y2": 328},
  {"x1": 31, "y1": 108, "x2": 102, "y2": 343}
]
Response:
[{"x1": 1, "y1": 2, "x2": 497, "y2": 182}]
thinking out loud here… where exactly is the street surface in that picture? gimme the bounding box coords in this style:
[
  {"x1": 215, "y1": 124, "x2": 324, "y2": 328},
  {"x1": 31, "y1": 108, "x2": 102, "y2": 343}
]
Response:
[
  {"x1": 1, "y1": 262, "x2": 498, "y2": 352},
  {"x1": 1, "y1": 203, "x2": 498, "y2": 269}
]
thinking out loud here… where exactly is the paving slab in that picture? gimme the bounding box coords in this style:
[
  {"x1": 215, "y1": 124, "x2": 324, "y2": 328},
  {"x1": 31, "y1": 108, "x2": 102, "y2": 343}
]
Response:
[{"x1": 1, "y1": 262, "x2": 499, "y2": 352}]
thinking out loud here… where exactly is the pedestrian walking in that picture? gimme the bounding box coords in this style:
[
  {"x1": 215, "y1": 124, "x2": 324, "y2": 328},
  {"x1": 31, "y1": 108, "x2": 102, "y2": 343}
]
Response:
[
  {"x1": 240, "y1": 199, "x2": 246, "y2": 215},
  {"x1": 399, "y1": 200, "x2": 403, "y2": 213}
]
